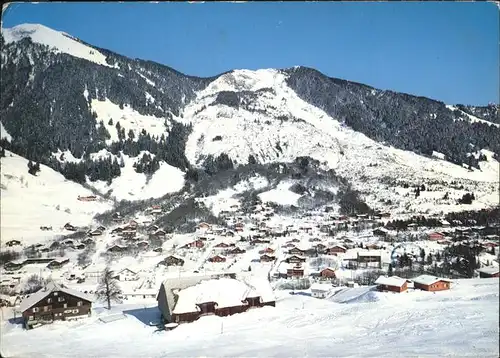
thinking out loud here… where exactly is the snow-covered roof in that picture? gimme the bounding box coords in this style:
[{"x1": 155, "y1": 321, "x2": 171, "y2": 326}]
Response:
[
  {"x1": 358, "y1": 251, "x2": 382, "y2": 257},
  {"x1": 310, "y1": 283, "x2": 332, "y2": 292},
  {"x1": 19, "y1": 282, "x2": 93, "y2": 312},
  {"x1": 374, "y1": 275, "x2": 407, "y2": 287},
  {"x1": 411, "y1": 275, "x2": 453, "y2": 286},
  {"x1": 173, "y1": 278, "x2": 249, "y2": 314},
  {"x1": 476, "y1": 267, "x2": 499, "y2": 275},
  {"x1": 244, "y1": 277, "x2": 275, "y2": 303}
]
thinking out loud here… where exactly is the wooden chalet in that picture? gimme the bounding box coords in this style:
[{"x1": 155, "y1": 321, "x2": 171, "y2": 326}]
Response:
[
  {"x1": 285, "y1": 255, "x2": 307, "y2": 264},
  {"x1": 87, "y1": 229, "x2": 103, "y2": 237},
  {"x1": 159, "y1": 255, "x2": 185, "y2": 267},
  {"x1": 19, "y1": 282, "x2": 92, "y2": 329},
  {"x1": 374, "y1": 276, "x2": 408, "y2": 293},
  {"x1": 107, "y1": 244, "x2": 128, "y2": 253},
  {"x1": 319, "y1": 267, "x2": 336, "y2": 279},
  {"x1": 214, "y1": 242, "x2": 234, "y2": 249},
  {"x1": 197, "y1": 222, "x2": 212, "y2": 230},
  {"x1": 476, "y1": 267, "x2": 499, "y2": 278},
  {"x1": 288, "y1": 247, "x2": 305, "y2": 256},
  {"x1": 228, "y1": 247, "x2": 246, "y2": 255},
  {"x1": 286, "y1": 264, "x2": 304, "y2": 278},
  {"x1": 63, "y1": 223, "x2": 77, "y2": 231},
  {"x1": 5, "y1": 240, "x2": 21, "y2": 247},
  {"x1": 47, "y1": 258, "x2": 70, "y2": 270},
  {"x1": 412, "y1": 275, "x2": 452, "y2": 291},
  {"x1": 428, "y1": 232, "x2": 445, "y2": 241},
  {"x1": 260, "y1": 254, "x2": 276, "y2": 263},
  {"x1": 209, "y1": 255, "x2": 227, "y2": 263},
  {"x1": 184, "y1": 240, "x2": 205, "y2": 249},
  {"x1": 328, "y1": 245, "x2": 347, "y2": 255}
]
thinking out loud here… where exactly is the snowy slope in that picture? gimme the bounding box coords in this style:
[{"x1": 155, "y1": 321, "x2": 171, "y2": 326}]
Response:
[
  {"x1": 0, "y1": 121, "x2": 12, "y2": 142},
  {"x1": 180, "y1": 69, "x2": 499, "y2": 214},
  {"x1": 85, "y1": 151, "x2": 185, "y2": 202},
  {"x1": 0, "y1": 150, "x2": 112, "y2": 245},
  {"x1": 2, "y1": 24, "x2": 114, "y2": 68},
  {"x1": 446, "y1": 105, "x2": 500, "y2": 128},
  {"x1": 1, "y1": 278, "x2": 498, "y2": 357}
]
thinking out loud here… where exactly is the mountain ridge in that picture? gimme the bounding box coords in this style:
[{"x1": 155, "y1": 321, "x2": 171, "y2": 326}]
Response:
[{"x1": 1, "y1": 23, "x2": 498, "y2": 218}]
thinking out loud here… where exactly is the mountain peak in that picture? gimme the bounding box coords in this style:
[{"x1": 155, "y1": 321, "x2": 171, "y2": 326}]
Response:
[{"x1": 2, "y1": 23, "x2": 114, "y2": 68}]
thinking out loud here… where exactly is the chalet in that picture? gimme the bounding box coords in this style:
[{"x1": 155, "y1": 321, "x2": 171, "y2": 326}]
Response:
[
  {"x1": 128, "y1": 220, "x2": 139, "y2": 228},
  {"x1": 288, "y1": 247, "x2": 305, "y2": 256},
  {"x1": 110, "y1": 227, "x2": 124, "y2": 235},
  {"x1": 4, "y1": 259, "x2": 25, "y2": 271},
  {"x1": 234, "y1": 222, "x2": 244, "y2": 232},
  {"x1": 77, "y1": 195, "x2": 97, "y2": 202},
  {"x1": 260, "y1": 247, "x2": 275, "y2": 255},
  {"x1": 319, "y1": 267, "x2": 336, "y2": 279},
  {"x1": 365, "y1": 243, "x2": 382, "y2": 250},
  {"x1": 47, "y1": 258, "x2": 70, "y2": 270},
  {"x1": 412, "y1": 275, "x2": 452, "y2": 291},
  {"x1": 61, "y1": 239, "x2": 75, "y2": 247},
  {"x1": 87, "y1": 229, "x2": 103, "y2": 237},
  {"x1": 374, "y1": 276, "x2": 408, "y2": 293},
  {"x1": 209, "y1": 255, "x2": 227, "y2": 263},
  {"x1": 112, "y1": 212, "x2": 123, "y2": 222},
  {"x1": 159, "y1": 255, "x2": 185, "y2": 267},
  {"x1": 157, "y1": 276, "x2": 275, "y2": 324},
  {"x1": 214, "y1": 242, "x2": 233, "y2": 249},
  {"x1": 310, "y1": 283, "x2": 332, "y2": 299},
  {"x1": 147, "y1": 225, "x2": 160, "y2": 234},
  {"x1": 251, "y1": 238, "x2": 271, "y2": 245},
  {"x1": 228, "y1": 247, "x2": 246, "y2": 255},
  {"x1": 260, "y1": 254, "x2": 276, "y2": 263},
  {"x1": 286, "y1": 264, "x2": 304, "y2": 278},
  {"x1": 328, "y1": 245, "x2": 347, "y2": 255},
  {"x1": 64, "y1": 223, "x2": 77, "y2": 231},
  {"x1": 285, "y1": 255, "x2": 307, "y2": 264},
  {"x1": 97, "y1": 225, "x2": 106, "y2": 232},
  {"x1": 372, "y1": 227, "x2": 389, "y2": 238},
  {"x1": 428, "y1": 232, "x2": 445, "y2": 241},
  {"x1": 225, "y1": 231, "x2": 235, "y2": 237},
  {"x1": 121, "y1": 230, "x2": 137, "y2": 239},
  {"x1": 476, "y1": 267, "x2": 500, "y2": 278},
  {"x1": 107, "y1": 244, "x2": 128, "y2": 253},
  {"x1": 5, "y1": 240, "x2": 21, "y2": 247},
  {"x1": 81, "y1": 238, "x2": 95, "y2": 246},
  {"x1": 184, "y1": 240, "x2": 204, "y2": 249},
  {"x1": 137, "y1": 241, "x2": 150, "y2": 249},
  {"x1": 19, "y1": 282, "x2": 92, "y2": 329},
  {"x1": 198, "y1": 222, "x2": 212, "y2": 230},
  {"x1": 151, "y1": 229, "x2": 166, "y2": 238},
  {"x1": 310, "y1": 237, "x2": 322, "y2": 243},
  {"x1": 40, "y1": 247, "x2": 50, "y2": 253},
  {"x1": 153, "y1": 247, "x2": 163, "y2": 253},
  {"x1": 357, "y1": 251, "x2": 382, "y2": 268},
  {"x1": 114, "y1": 268, "x2": 138, "y2": 281}
]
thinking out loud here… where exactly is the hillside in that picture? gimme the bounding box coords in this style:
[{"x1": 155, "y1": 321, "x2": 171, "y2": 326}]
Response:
[
  {"x1": 1, "y1": 278, "x2": 498, "y2": 357},
  {"x1": 0, "y1": 150, "x2": 112, "y2": 245},
  {"x1": 0, "y1": 23, "x2": 499, "y2": 218}
]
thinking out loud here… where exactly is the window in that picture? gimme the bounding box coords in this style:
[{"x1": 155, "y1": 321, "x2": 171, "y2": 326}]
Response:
[
  {"x1": 72, "y1": 309, "x2": 79, "y2": 314},
  {"x1": 47, "y1": 298, "x2": 52, "y2": 304},
  {"x1": 32, "y1": 307, "x2": 39, "y2": 313},
  {"x1": 58, "y1": 297, "x2": 65, "y2": 302},
  {"x1": 63, "y1": 303, "x2": 67, "y2": 308},
  {"x1": 77, "y1": 301, "x2": 82, "y2": 307},
  {"x1": 28, "y1": 316, "x2": 34, "y2": 321},
  {"x1": 54, "y1": 292, "x2": 58, "y2": 296},
  {"x1": 43, "y1": 306, "x2": 49, "y2": 312}
]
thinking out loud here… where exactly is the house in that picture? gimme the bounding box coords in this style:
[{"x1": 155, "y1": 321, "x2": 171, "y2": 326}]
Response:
[
  {"x1": 209, "y1": 255, "x2": 227, "y2": 263},
  {"x1": 374, "y1": 276, "x2": 408, "y2": 293},
  {"x1": 159, "y1": 255, "x2": 185, "y2": 267},
  {"x1": 5, "y1": 240, "x2": 21, "y2": 247},
  {"x1": 285, "y1": 255, "x2": 307, "y2": 264},
  {"x1": 286, "y1": 264, "x2": 304, "y2": 278},
  {"x1": 18, "y1": 282, "x2": 92, "y2": 329},
  {"x1": 214, "y1": 242, "x2": 233, "y2": 249},
  {"x1": 151, "y1": 229, "x2": 166, "y2": 238},
  {"x1": 372, "y1": 227, "x2": 389, "y2": 237},
  {"x1": 310, "y1": 283, "x2": 333, "y2": 299},
  {"x1": 107, "y1": 244, "x2": 128, "y2": 253},
  {"x1": 153, "y1": 247, "x2": 163, "y2": 253},
  {"x1": 4, "y1": 259, "x2": 26, "y2": 271},
  {"x1": 476, "y1": 267, "x2": 500, "y2": 278},
  {"x1": 110, "y1": 227, "x2": 123, "y2": 235},
  {"x1": 184, "y1": 240, "x2": 204, "y2": 249},
  {"x1": 357, "y1": 251, "x2": 382, "y2": 268},
  {"x1": 137, "y1": 241, "x2": 150, "y2": 249},
  {"x1": 319, "y1": 267, "x2": 336, "y2": 279},
  {"x1": 328, "y1": 245, "x2": 347, "y2": 255},
  {"x1": 112, "y1": 212, "x2": 123, "y2": 222},
  {"x1": 412, "y1": 275, "x2": 452, "y2": 291},
  {"x1": 228, "y1": 247, "x2": 246, "y2": 255},
  {"x1": 97, "y1": 225, "x2": 106, "y2": 232},
  {"x1": 260, "y1": 247, "x2": 275, "y2": 255},
  {"x1": 234, "y1": 222, "x2": 244, "y2": 232},
  {"x1": 157, "y1": 275, "x2": 275, "y2": 324},
  {"x1": 225, "y1": 231, "x2": 235, "y2": 237},
  {"x1": 87, "y1": 229, "x2": 103, "y2": 237},
  {"x1": 260, "y1": 254, "x2": 276, "y2": 263},
  {"x1": 288, "y1": 247, "x2": 305, "y2": 256},
  {"x1": 198, "y1": 222, "x2": 212, "y2": 230},
  {"x1": 77, "y1": 195, "x2": 97, "y2": 201},
  {"x1": 147, "y1": 225, "x2": 160, "y2": 234},
  {"x1": 81, "y1": 238, "x2": 95, "y2": 246},
  {"x1": 47, "y1": 258, "x2": 70, "y2": 270},
  {"x1": 428, "y1": 232, "x2": 445, "y2": 241},
  {"x1": 64, "y1": 223, "x2": 77, "y2": 231},
  {"x1": 114, "y1": 268, "x2": 139, "y2": 281},
  {"x1": 121, "y1": 230, "x2": 137, "y2": 239},
  {"x1": 128, "y1": 220, "x2": 139, "y2": 228}
]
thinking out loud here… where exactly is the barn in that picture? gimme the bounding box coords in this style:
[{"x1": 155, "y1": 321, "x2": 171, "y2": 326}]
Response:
[
  {"x1": 374, "y1": 275, "x2": 408, "y2": 293},
  {"x1": 412, "y1": 275, "x2": 452, "y2": 292}
]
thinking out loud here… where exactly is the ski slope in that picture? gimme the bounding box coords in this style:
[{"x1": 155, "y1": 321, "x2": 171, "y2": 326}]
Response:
[{"x1": 1, "y1": 278, "x2": 498, "y2": 357}]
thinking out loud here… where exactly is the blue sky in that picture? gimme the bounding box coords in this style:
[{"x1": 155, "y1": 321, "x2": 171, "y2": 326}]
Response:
[{"x1": 2, "y1": 2, "x2": 498, "y2": 105}]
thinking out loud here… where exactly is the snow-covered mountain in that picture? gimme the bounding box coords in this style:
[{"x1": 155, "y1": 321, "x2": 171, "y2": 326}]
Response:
[{"x1": 1, "y1": 23, "x2": 498, "y2": 216}]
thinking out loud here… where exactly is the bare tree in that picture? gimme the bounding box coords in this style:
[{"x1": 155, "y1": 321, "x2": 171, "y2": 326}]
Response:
[{"x1": 96, "y1": 267, "x2": 122, "y2": 310}]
